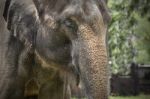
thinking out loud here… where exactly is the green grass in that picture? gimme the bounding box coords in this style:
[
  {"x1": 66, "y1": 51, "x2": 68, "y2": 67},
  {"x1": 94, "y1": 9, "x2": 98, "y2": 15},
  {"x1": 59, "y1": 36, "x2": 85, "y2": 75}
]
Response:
[
  {"x1": 72, "y1": 95, "x2": 150, "y2": 99},
  {"x1": 110, "y1": 95, "x2": 150, "y2": 99}
]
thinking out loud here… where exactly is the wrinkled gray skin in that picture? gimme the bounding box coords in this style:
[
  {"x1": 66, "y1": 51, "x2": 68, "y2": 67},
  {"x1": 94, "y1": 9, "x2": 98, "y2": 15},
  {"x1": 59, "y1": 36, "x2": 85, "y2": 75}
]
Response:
[{"x1": 0, "y1": 0, "x2": 111, "y2": 99}]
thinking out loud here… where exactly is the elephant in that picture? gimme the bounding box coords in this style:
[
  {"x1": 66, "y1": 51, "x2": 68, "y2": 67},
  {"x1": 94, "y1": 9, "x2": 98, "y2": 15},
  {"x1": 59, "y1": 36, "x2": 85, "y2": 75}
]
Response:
[{"x1": 0, "y1": 0, "x2": 111, "y2": 99}]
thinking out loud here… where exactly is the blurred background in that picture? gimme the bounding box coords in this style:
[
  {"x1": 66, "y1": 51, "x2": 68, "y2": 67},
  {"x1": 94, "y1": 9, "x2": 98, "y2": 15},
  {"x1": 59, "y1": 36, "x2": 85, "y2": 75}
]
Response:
[{"x1": 108, "y1": 0, "x2": 150, "y2": 99}]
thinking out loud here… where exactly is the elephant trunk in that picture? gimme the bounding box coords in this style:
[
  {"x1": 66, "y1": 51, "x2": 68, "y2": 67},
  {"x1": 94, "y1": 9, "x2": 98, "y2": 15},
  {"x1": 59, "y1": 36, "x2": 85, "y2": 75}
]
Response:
[{"x1": 77, "y1": 24, "x2": 109, "y2": 99}]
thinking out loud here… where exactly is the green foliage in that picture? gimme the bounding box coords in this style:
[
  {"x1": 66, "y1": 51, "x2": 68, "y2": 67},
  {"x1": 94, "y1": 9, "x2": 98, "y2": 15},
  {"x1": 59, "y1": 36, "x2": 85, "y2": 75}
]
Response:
[
  {"x1": 129, "y1": 0, "x2": 150, "y2": 19},
  {"x1": 134, "y1": 15, "x2": 150, "y2": 64},
  {"x1": 108, "y1": 0, "x2": 150, "y2": 74},
  {"x1": 108, "y1": 0, "x2": 134, "y2": 75}
]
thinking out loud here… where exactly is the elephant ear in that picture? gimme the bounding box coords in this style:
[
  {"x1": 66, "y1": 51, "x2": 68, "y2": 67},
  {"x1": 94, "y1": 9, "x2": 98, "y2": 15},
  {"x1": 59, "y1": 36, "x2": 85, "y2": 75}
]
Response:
[{"x1": 95, "y1": 0, "x2": 111, "y2": 24}]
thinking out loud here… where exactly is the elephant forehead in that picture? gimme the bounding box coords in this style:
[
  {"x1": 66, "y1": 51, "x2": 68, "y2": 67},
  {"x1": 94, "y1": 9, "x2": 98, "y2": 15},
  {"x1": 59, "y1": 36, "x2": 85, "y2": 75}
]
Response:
[
  {"x1": 60, "y1": 2, "x2": 101, "y2": 21},
  {"x1": 40, "y1": 0, "x2": 102, "y2": 22}
]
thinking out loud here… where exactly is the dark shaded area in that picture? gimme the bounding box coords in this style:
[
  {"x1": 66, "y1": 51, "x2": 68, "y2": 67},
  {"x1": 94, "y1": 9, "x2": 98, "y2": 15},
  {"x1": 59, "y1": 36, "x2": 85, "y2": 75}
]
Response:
[
  {"x1": 3, "y1": 0, "x2": 11, "y2": 20},
  {"x1": 129, "y1": 0, "x2": 150, "y2": 19},
  {"x1": 25, "y1": 95, "x2": 38, "y2": 99},
  {"x1": 111, "y1": 63, "x2": 150, "y2": 96}
]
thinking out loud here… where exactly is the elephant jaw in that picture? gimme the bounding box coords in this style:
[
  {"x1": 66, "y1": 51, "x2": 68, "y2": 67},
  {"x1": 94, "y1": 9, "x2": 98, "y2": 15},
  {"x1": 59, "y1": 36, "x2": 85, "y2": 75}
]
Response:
[{"x1": 76, "y1": 24, "x2": 109, "y2": 99}]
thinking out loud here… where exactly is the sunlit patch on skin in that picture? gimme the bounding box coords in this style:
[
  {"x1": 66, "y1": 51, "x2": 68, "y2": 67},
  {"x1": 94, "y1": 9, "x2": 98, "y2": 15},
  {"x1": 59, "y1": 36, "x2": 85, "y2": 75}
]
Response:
[
  {"x1": 26, "y1": 5, "x2": 39, "y2": 20},
  {"x1": 24, "y1": 78, "x2": 40, "y2": 97},
  {"x1": 35, "y1": 50, "x2": 58, "y2": 69},
  {"x1": 44, "y1": 14, "x2": 57, "y2": 29},
  {"x1": 61, "y1": 4, "x2": 81, "y2": 17}
]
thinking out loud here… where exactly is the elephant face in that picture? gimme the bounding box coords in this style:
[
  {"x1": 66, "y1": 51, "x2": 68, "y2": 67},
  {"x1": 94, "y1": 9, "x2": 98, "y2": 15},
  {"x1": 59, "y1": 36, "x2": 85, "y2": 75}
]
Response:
[{"x1": 33, "y1": 0, "x2": 110, "y2": 99}]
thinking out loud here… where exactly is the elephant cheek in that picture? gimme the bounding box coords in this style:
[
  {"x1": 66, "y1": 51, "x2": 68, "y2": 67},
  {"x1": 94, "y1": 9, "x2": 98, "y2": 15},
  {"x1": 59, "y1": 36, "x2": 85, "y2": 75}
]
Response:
[{"x1": 78, "y1": 24, "x2": 109, "y2": 99}]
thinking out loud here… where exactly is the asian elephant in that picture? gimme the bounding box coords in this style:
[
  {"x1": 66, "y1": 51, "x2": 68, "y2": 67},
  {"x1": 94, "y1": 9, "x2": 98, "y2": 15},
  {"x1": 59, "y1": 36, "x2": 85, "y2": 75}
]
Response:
[{"x1": 0, "y1": 0, "x2": 111, "y2": 99}]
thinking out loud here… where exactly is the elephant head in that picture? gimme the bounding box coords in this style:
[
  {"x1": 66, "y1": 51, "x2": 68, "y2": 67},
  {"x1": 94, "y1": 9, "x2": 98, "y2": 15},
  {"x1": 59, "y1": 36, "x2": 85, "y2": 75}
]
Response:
[{"x1": 33, "y1": 0, "x2": 111, "y2": 99}]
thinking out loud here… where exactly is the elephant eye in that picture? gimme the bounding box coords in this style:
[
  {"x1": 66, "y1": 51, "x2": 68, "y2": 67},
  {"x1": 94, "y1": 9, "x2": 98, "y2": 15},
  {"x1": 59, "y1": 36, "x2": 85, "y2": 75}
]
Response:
[{"x1": 63, "y1": 18, "x2": 78, "y2": 32}]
